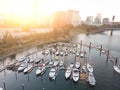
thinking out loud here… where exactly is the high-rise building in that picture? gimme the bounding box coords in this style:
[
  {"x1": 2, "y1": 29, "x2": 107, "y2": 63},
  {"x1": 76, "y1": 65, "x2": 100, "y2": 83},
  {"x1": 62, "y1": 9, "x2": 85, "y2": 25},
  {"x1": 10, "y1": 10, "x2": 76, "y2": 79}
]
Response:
[
  {"x1": 86, "y1": 16, "x2": 93, "y2": 25},
  {"x1": 102, "y1": 18, "x2": 110, "y2": 25},
  {"x1": 52, "y1": 11, "x2": 67, "y2": 27},
  {"x1": 67, "y1": 10, "x2": 80, "y2": 26},
  {"x1": 94, "y1": 13, "x2": 102, "y2": 26}
]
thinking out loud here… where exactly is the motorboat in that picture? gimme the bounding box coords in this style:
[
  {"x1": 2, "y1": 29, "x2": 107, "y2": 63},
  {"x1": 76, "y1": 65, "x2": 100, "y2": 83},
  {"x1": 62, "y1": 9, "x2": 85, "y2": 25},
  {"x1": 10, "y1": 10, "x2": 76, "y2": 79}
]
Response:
[
  {"x1": 76, "y1": 53, "x2": 79, "y2": 57},
  {"x1": 29, "y1": 59, "x2": 34, "y2": 63},
  {"x1": 35, "y1": 58, "x2": 41, "y2": 64},
  {"x1": 49, "y1": 68, "x2": 57, "y2": 80},
  {"x1": 82, "y1": 65, "x2": 87, "y2": 73},
  {"x1": 17, "y1": 63, "x2": 28, "y2": 72},
  {"x1": 59, "y1": 61, "x2": 64, "y2": 67},
  {"x1": 80, "y1": 52, "x2": 84, "y2": 58},
  {"x1": 49, "y1": 61, "x2": 54, "y2": 65},
  {"x1": 114, "y1": 65, "x2": 120, "y2": 73},
  {"x1": 18, "y1": 56, "x2": 26, "y2": 62},
  {"x1": 73, "y1": 68, "x2": 79, "y2": 82},
  {"x1": 23, "y1": 64, "x2": 33, "y2": 73},
  {"x1": 60, "y1": 52, "x2": 64, "y2": 56},
  {"x1": 53, "y1": 61, "x2": 59, "y2": 66},
  {"x1": 56, "y1": 51, "x2": 59, "y2": 56},
  {"x1": 87, "y1": 72, "x2": 96, "y2": 86},
  {"x1": 75, "y1": 62, "x2": 80, "y2": 69},
  {"x1": 65, "y1": 67, "x2": 72, "y2": 79},
  {"x1": 0, "y1": 87, "x2": 3, "y2": 90},
  {"x1": 87, "y1": 64, "x2": 93, "y2": 73},
  {"x1": 70, "y1": 63, "x2": 74, "y2": 68},
  {"x1": 36, "y1": 64, "x2": 46, "y2": 75}
]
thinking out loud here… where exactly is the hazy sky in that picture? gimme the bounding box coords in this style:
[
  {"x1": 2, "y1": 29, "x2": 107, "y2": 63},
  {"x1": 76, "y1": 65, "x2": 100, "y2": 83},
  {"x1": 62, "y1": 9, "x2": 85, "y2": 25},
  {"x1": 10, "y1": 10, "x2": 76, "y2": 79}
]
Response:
[{"x1": 0, "y1": 0, "x2": 119, "y2": 21}]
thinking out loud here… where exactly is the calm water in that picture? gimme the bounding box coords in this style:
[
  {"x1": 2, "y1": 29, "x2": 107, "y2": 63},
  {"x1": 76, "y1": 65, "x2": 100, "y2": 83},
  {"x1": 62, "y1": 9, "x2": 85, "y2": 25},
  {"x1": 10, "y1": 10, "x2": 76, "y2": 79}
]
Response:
[{"x1": 0, "y1": 31, "x2": 120, "y2": 90}]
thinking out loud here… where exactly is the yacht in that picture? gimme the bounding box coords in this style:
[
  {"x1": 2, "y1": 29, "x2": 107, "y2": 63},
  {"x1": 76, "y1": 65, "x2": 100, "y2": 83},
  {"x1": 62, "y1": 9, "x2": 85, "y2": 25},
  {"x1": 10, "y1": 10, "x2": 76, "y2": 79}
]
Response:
[
  {"x1": 53, "y1": 61, "x2": 59, "y2": 66},
  {"x1": 70, "y1": 63, "x2": 74, "y2": 68},
  {"x1": 114, "y1": 65, "x2": 120, "y2": 73},
  {"x1": 59, "y1": 61, "x2": 64, "y2": 67},
  {"x1": 36, "y1": 64, "x2": 46, "y2": 75},
  {"x1": 73, "y1": 68, "x2": 79, "y2": 82},
  {"x1": 18, "y1": 56, "x2": 26, "y2": 62},
  {"x1": 0, "y1": 87, "x2": 3, "y2": 90},
  {"x1": 49, "y1": 68, "x2": 57, "y2": 80},
  {"x1": 65, "y1": 67, "x2": 72, "y2": 79},
  {"x1": 23, "y1": 64, "x2": 33, "y2": 73},
  {"x1": 18, "y1": 63, "x2": 28, "y2": 72},
  {"x1": 87, "y1": 72, "x2": 96, "y2": 86},
  {"x1": 87, "y1": 64, "x2": 93, "y2": 73},
  {"x1": 75, "y1": 62, "x2": 80, "y2": 69}
]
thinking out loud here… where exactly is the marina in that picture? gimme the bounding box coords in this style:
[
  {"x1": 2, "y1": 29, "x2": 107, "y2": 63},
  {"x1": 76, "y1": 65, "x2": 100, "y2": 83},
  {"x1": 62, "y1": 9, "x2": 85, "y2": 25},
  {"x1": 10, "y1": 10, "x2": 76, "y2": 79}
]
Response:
[{"x1": 0, "y1": 31, "x2": 120, "y2": 90}]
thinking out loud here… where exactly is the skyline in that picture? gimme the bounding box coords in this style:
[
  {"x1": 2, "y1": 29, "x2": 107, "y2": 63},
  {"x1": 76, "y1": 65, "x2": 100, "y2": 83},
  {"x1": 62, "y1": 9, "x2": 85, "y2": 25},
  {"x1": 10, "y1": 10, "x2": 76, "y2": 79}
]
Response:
[{"x1": 0, "y1": 0, "x2": 120, "y2": 21}]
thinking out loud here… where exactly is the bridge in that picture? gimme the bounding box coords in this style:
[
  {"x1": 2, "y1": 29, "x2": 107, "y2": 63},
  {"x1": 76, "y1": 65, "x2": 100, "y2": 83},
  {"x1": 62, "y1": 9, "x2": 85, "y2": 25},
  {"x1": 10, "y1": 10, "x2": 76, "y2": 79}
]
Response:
[{"x1": 90, "y1": 27, "x2": 120, "y2": 35}]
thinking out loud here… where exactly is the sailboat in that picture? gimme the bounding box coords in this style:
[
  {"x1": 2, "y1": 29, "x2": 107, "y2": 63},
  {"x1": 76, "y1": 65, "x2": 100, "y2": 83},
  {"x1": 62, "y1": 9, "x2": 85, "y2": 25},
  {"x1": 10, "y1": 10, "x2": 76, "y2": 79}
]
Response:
[
  {"x1": 87, "y1": 72, "x2": 96, "y2": 86},
  {"x1": 113, "y1": 58, "x2": 120, "y2": 73}
]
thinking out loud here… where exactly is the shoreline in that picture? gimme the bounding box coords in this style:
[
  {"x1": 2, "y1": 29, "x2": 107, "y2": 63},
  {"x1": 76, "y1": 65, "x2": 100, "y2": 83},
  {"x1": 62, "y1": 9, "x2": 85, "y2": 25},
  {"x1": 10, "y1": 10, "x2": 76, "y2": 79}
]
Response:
[{"x1": 0, "y1": 37, "x2": 70, "y2": 60}]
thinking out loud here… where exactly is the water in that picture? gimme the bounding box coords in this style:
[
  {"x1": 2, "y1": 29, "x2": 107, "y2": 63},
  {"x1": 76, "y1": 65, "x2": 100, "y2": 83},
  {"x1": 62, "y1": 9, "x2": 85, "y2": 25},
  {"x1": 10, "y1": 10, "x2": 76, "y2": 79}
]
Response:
[{"x1": 0, "y1": 31, "x2": 120, "y2": 90}]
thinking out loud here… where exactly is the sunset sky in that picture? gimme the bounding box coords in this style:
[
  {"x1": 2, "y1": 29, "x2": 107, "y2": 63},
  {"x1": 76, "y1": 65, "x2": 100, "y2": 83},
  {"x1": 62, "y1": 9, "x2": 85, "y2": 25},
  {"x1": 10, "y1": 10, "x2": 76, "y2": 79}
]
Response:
[{"x1": 0, "y1": 0, "x2": 119, "y2": 21}]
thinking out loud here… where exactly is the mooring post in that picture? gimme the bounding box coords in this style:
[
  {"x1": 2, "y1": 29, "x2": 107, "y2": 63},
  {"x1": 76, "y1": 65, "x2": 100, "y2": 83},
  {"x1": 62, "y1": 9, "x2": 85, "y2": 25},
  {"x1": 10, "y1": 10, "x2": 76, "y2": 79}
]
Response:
[
  {"x1": 3, "y1": 81, "x2": 6, "y2": 90},
  {"x1": 89, "y1": 42, "x2": 91, "y2": 52},
  {"x1": 22, "y1": 84, "x2": 24, "y2": 90},
  {"x1": 100, "y1": 45, "x2": 102, "y2": 56},
  {"x1": 106, "y1": 49, "x2": 109, "y2": 61},
  {"x1": 115, "y1": 58, "x2": 118, "y2": 65}
]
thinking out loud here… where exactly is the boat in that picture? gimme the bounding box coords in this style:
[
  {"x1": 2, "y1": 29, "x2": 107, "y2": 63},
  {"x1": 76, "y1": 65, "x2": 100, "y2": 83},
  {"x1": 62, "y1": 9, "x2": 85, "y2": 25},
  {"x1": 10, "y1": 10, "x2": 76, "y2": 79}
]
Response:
[
  {"x1": 60, "y1": 52, "x2": 64, "y2": 56},
  {"x1": 17, "y1": 63, "x2": 28, "y2": 72},
  {"x1": 114, "y1": 65, "x2": 120, "y2": 73},
  {"x1": 82, "y1": 65, "x2": 87, "y2": 73},
  {"x1": 65, "y1": 67, "x2": 72, "y2": 79},
  {"x1": 49, "y1": 68, "x2": 57, "y2": 80},
  {"x1": 0, "y1": 88, "x2": 3, "y2": 90},
  {"x1": 59, "y1": 61, "x2": 64, "y2": 67},
  {"x1": 73, "y1": 68, "x2": 79, "y2": 82},
  {"x1": 70, "y1": 62, "x2": 74, "y2": 68},
  {"x1": 29, "y1": 59, "x2": 34, "y2": 63},
  {"x1": 76, "y1": 53, "x2": 79, "y2": 57},
  {"x1": 80, "y1": 52, "x2": 84, "y2": 58},
  {"x1": 75, "y1": 62, "x2": 80, "y2": 69},
  {"x1": 56, "y1": 51, "x2": 59, "y2": 56},
  {"x1": 53, "y1": 61, "x2": 59, "y2": 66},
  {"x1": 36, "y1": 64, "x2": 46, "y2": 75},
  {"x1": 87, "y1": 64, "x2": 93, "y2": 73},
  {"x1": 23, "y1": 64, "x2": 33, "y2": 73},
  {"x1": 18, "y1": 56, "x2": 26, "y2": 62},
  {"x1": 35, "y1": 58, "x2": 41, "y2": 64},
  {"x1": 87, "y1": 72, "x2": 96, "y2": 86},
  {"x1": 49, "y1": 61, "x2": 54, "y2": 65}
]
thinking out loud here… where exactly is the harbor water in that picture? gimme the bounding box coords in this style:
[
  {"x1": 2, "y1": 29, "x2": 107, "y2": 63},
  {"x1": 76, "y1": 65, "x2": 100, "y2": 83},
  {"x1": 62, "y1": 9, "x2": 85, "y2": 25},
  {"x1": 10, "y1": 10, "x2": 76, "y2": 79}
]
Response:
[{"x1": 0, "y1": 31, "x2": 120, "y2": 90}]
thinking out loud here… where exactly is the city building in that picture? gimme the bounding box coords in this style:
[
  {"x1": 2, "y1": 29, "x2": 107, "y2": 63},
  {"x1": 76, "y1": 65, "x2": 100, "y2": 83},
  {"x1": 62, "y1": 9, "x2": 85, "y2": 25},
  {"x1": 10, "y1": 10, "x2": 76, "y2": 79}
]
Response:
[
  {"x1": 86, "y1": 16, "x2": 93, "y2": 25},
  {"x1": 102, "y1": 18, "x2": 110, "y2": 25},
  {"x1": 67, "y1": 10, "x2": 80, "y2": 26},
  {"x1": 52, "y1": 11, "x2": 67, "y2": 27},
  {"x1": 94, "y1": 13, "x2": 102, "y2": 26}
]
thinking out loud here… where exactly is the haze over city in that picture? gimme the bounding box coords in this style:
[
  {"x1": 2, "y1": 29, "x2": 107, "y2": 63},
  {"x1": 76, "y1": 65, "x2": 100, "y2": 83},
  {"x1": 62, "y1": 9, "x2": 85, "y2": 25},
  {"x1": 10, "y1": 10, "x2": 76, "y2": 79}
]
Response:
[{"x1": 0, "y1": 0, "x2": 120, "y2": 21}]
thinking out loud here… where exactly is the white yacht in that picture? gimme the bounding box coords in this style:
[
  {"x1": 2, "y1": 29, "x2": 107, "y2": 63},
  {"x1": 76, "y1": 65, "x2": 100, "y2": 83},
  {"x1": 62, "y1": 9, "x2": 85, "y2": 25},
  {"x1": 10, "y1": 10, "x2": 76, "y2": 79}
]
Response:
[
  {"x1": 36, "y1": 64, "x2": 46, "y2": 75},
  {"x1": 87, "y1": 72, "x2": 96, "y2": 86},
  {"x1": 75, "y1": 62, "x2": 80, "y2": 69},
  {"x1": 114, "y1": 65, "x2": 120, "y2": 73},
  {"x1": 70, "y1": 63, "x2": 74, "y2": 68},
  {"x1": 49, "y1": 68, "x2": 57, "y2": 80},
  {"x1": 59, "y1": 61, "x2": 64, "y2": 67},
  {"x1": 35, "y1": 58, "x2": 41, "y2": 64},
  {"x1": 23, "y1": 64, "x2": 33, "y2": 73},
  {"x1": 0, "y1": 87, "x2": 3, "y2": 90},
  {"x1": 53, "y1": 61, "x2": 59, "y2": 66},
  {"x1": 73, "y1": 68, "x2": 79, "y2": 82},
  {"x1": 18, "y1": 63, "x2": 28, "y2": 72},
  {"x1": 87, "y1": 64, "x2": 93, "y2": 73},
  {"x1": 18, "y1": 56, "x2": 26, "y2": 62},
  {"x1": 65, "y1": 67, "x2": 72, "y2": 79}
]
